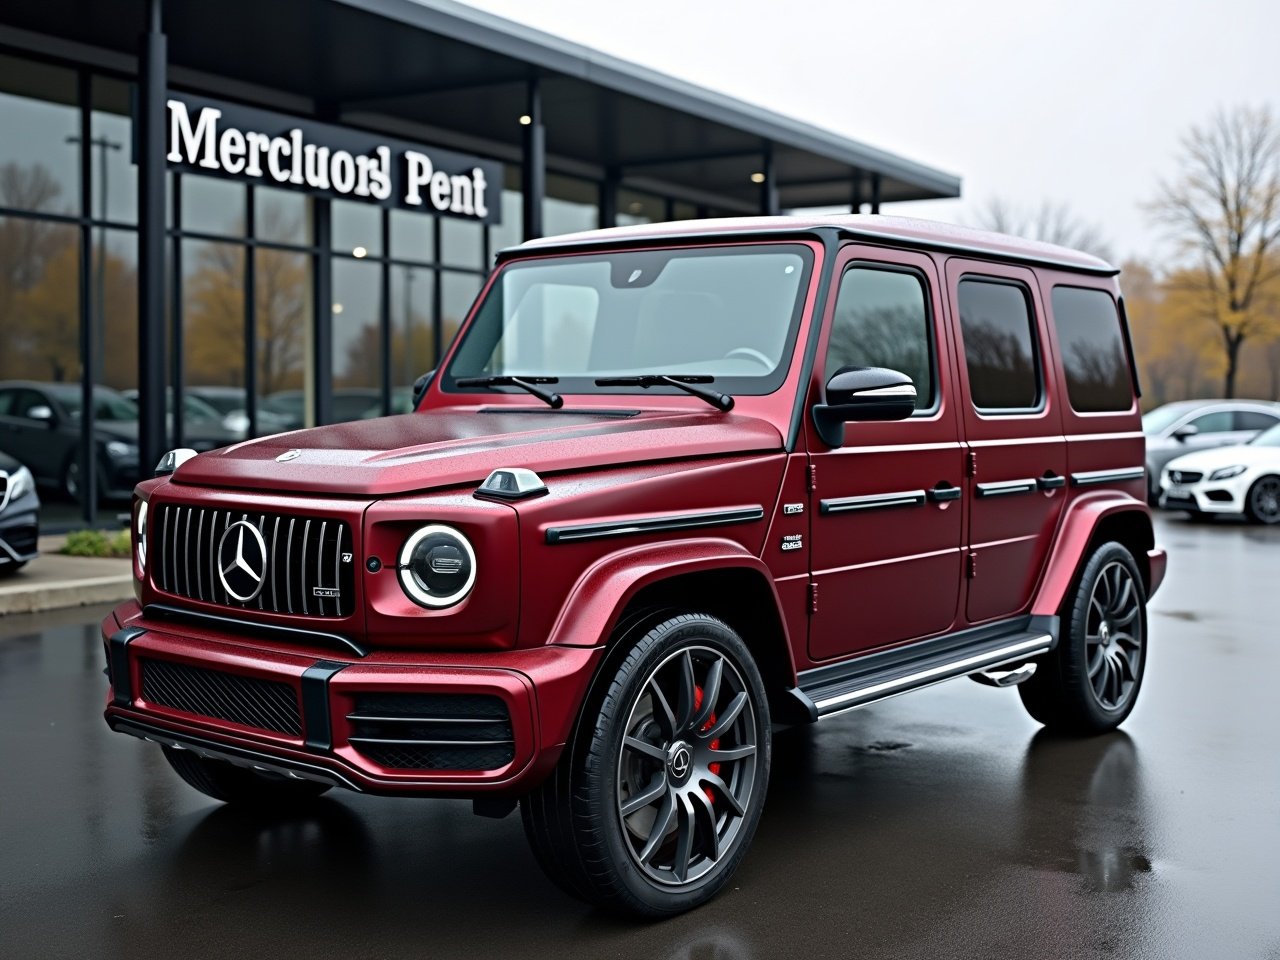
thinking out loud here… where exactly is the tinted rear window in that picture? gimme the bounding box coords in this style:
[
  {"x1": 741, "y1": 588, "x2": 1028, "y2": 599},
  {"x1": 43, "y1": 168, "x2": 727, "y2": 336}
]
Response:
[
  {"x1": 1050, "y1": 286, "x2": 1133, "y2": 412},
  {"x1": 957, "y1": 279, "x2": 1041, "y2": 411}
]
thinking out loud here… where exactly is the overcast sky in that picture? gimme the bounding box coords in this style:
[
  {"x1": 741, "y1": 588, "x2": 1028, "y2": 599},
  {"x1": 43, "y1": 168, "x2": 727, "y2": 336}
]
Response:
[{"x1": 463, "y1": 0, "x2": 1279, "y2": 264}]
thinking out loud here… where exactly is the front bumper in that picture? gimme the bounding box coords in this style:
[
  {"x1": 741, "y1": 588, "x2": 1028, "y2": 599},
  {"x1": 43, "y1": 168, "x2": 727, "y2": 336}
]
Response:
[
  {"x1": 101, "y1": 602, "x2": 601, "y2": 796},
  {"x1": 1158, "y1": 475, "x2": 1248, "y2": 515},
  {"x1": 0, "y1": 492, "x2": 40, "y2": 566}
]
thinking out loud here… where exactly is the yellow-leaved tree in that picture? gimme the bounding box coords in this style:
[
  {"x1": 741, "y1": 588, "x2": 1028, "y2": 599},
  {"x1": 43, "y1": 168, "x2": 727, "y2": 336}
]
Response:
[{"x1": 1149, "y1": 105, "x2": 1280, "y2": 398}]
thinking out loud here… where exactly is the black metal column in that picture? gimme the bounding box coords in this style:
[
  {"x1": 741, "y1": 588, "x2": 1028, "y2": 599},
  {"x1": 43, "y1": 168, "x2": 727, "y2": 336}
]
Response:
[
  {"x1": 760, "y1": 143, "x2": 779, "y2": 216},
  {"x1": 379, "y1": 209, "x2": 392, "y2": 415},
  {"x1": 312, "y1": 200, "x2": 333, "y2": 426},
  {"x1": 243, "y1": 186, "x2": 258, "y2": 438},
  {"x1": 76, "y1": 71, "x2": 96, "y2": 523},
  {"x1": 850, "y1": 170, "x2": 863, "y2": 214},
  {"x1": 170, "y1": 176, "x2": 183, "y2": 449},
  {"x1": 521, "y1": 76, "x2": 545, "y2": 241},
  {"x1": 137, "y1": 0, "x2": 167, "y2": 476},
  {"x1": 599, "y1": 167, "x2": 618, "y2": 228},
  {"x1": 870, "y1": 173, "x2": 882, "y2": 215}
]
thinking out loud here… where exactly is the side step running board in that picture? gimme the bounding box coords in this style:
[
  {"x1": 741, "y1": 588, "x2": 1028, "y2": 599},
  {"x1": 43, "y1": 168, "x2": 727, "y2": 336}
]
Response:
[{"x1": 793, "y1": 617, "x2": 1057, "y2": 720}]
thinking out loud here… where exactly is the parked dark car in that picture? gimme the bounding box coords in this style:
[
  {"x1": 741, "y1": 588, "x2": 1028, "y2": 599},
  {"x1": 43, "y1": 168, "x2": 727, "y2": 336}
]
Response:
[
  {"x1": 0, "y1": 450, "x2": 39, "y2": 576},
  {"x1": 0, "y1": 382, "x2": 229, "y2": 501},
  {"x1": 179, "y1": 386, "x2": 294, "y2": 438},
  {"x1": 122, "y1": 388, "x2": 248, "y2": 445},
  {"x1": 264, "y1": 388, "x2": 382, "y2": 428}
]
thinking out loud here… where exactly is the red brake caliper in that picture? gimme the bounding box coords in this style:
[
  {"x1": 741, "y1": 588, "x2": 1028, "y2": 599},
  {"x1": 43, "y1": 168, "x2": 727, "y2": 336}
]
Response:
[{"x1": 694, "y1": 685, "x2": 720, "y2": 804}]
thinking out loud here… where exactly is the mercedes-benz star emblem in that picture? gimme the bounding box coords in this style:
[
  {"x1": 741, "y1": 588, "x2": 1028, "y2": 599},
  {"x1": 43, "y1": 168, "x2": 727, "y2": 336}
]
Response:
[
  {"x1": 217, "y1": 520, "x2": 269, "y2": 603},
  {"x1": 276, "y1": 449, "x2": 302, "y2": 462}
]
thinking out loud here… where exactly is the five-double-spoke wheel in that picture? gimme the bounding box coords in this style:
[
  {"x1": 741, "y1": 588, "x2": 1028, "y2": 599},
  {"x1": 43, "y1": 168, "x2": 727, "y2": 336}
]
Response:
[
  {"x1": 521, "y1": 613, "x2": 770, "y2": 917},
  {"x1": 1020, "y1": 542, "x2": 1147, "y2": 734}
]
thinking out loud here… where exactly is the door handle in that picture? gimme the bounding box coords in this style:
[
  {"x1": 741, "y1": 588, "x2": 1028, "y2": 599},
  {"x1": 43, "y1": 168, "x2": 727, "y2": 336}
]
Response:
[
  {"x1": 927, "y1": 483, "x2": 962, "y2": 503},
  {"x1": 1037, "y1": 474, "x2": 1066, "y2": 490}
]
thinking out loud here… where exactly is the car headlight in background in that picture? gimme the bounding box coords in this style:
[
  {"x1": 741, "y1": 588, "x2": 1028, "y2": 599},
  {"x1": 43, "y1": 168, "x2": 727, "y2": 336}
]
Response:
[
  {"x1": 135, "y1": 500, "x2": 148, "y2": 573},
  {"x1": 1208, "y1": 465, "x2": 1247, "y2": 481},
  {"x1": 106, "y1": 440, "x2": 139, "y2": 461},
  {"x1": 398, "y1": 524, "x2": 476, "y2": 608},
  {"x1": 6, "y1": 465, "x2": 34, "y2": 502}
]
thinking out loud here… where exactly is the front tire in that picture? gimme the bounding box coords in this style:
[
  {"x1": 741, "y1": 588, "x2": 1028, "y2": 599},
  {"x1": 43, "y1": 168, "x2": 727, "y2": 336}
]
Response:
[
  {"x1": 1245, "y1": 475, "x2": 1280, "y2": 525},
  {"x1": 521, "y1": 613, "x2": 771, "y2": 916},
  {"x1": 1019, "y1": 542, "x2": 1147, "y2": 735},
  {"x1": 161, "y1": 746, "x2": 332, "y2": 806}
]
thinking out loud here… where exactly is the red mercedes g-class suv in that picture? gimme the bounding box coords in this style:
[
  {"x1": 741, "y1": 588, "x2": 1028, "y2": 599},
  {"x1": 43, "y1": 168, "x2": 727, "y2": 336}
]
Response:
[{"x1": 103, "y1": 215, "x2": 1165, "y2": 916}]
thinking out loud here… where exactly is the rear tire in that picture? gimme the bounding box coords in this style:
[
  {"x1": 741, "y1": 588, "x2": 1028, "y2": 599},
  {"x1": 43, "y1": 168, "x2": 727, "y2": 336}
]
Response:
[
  {"x1": 1019, "y1": 542, "x2": 1147, "y2": 735},
  {"x1": 0, "y1": 562, "x2": 27, "y2": 578},
  {"x1": 521, "y1": 613, "x2": 771, "y2": 916},
  {"x1": 161, "y1": 746, "x2": 332, "y2": 806}
]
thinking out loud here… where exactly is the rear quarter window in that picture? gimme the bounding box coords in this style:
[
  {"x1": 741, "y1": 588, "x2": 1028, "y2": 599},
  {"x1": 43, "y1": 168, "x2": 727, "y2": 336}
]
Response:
[{"x1": 1050, "y1": 286, "x2": 1134, "y2": 413}]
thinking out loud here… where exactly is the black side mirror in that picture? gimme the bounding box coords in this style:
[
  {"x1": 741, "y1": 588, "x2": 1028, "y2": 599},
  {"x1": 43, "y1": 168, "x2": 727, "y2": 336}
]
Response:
[
  {"x1": 1172, "y1": 424, "x2": 1198, "y2": 442},
  {"x1": 812, "y1": 366, "x2": 916, "y2": 447},
  {"x1": 412, "y1": 369, "x2": 436, "y2": 408}
]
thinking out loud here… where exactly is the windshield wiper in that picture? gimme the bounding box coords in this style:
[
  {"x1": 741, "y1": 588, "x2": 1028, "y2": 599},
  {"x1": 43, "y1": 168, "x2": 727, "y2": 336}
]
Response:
[
  {"x1": 594, "y1": 375, "x2": 734, "y2": 412},
  {"x1": 455, "y1": 375, "x2": 563, "y2": 409}
]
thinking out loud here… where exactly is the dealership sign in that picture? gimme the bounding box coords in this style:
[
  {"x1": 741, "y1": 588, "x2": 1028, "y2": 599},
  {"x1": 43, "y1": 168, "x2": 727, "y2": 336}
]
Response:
[{"x1": 163, "y1": 95, "x2": 502, "y2": 224}]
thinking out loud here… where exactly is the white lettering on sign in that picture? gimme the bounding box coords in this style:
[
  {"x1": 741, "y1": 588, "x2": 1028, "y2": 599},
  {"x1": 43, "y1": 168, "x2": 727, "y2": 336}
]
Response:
[{"x1": 164, "y1": 100, "x2": 489, "y2": 219}]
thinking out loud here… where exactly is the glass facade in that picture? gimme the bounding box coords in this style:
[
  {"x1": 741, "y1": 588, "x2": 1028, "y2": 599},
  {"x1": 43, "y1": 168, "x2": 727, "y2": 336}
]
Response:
[{"x1": 0, "y1": 48, "x2": 714, "y2": 526}]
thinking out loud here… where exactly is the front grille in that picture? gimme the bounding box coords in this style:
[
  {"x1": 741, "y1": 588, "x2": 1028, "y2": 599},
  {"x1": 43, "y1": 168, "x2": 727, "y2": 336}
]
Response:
[
  {"x1": 347, "y1": 692, "x2": 515, "y2": 771},
  {"x1": 140, "y1": 658, "x2": 302, "y2": 735},
  {"x1": 1163, "y1": 496, "x2": 1197, "y2": 509},
  {"x1": 152, "y1": 504, "x2": 355, "y2": 617},
  {"x1": 1169, "y1": 470, "x2": 1203, "y2": 484}
]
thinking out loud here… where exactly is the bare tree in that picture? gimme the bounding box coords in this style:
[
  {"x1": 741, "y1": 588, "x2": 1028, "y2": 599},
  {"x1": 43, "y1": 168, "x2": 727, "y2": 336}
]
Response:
[
  {"x1": 974, "y1": 198, "x2": 1114, "y2": 262},
  {"x1": 1149, "y1": 105, "x2": 1280, "y2": 398}
]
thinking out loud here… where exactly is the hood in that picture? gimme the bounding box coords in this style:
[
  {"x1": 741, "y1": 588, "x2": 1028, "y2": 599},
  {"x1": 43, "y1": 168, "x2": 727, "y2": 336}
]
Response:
[
  {"x1": 171, "y1": 407, "x2": 784, "y2": 496},
  {"x1": 1165, "y1": 443, "x2": 1280, "y2": 473}
]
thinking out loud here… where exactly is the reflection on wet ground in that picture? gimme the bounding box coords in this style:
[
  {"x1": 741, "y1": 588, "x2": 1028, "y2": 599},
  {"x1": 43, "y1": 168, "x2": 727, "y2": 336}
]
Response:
[{"x1": 2, "y1": 515, "x2": 1279, "y2": 959}]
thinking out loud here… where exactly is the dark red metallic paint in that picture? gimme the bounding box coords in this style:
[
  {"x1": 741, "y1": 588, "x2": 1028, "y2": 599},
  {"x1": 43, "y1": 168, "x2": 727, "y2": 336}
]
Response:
[{"x1": 104, "y1": 217, "x2": 1165, "y2": 798}]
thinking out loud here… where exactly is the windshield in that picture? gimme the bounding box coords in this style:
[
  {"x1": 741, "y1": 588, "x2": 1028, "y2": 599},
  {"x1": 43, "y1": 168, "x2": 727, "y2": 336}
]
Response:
[
  {"x1": 48, "y1": 385, "x2": 138, "y2": 422},
  {"x1": 443, "y1": 244, "x2": 814, "y2": 397},
  {"x1": 1251, "y1": 423, "x2": 1280, "y2": 447},
  {"x1": 1141, "y1": 405, "x2": 1191, "y2": 435}
]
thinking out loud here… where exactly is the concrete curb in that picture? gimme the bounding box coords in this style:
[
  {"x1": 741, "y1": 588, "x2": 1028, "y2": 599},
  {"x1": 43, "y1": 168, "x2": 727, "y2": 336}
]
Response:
[{"x1": 0, "y1": 572, "x2": 135, "y2": 615}]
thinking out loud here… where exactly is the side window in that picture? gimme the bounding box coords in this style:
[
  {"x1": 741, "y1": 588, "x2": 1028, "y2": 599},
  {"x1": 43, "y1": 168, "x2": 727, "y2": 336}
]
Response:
[
  {"x1": 12, "y1": 390, "x2": 46, "y2": 419},
  {"x1": 1235, "y1": 410, "x2": 1279, "y2": 432},
  {"x1": 1189, "y1": 411, "x2": 1232, "y2": 434},
  {"x1": 957, "y1": 278, "x2": 1042, "y2": 412},
  {"x1": 0, "y1": 390, "x2": 14, "y2": 417},
  {"x1": 1049, "y1": 286, "x2": 1134, "y2": 412},
  {"x1": 825, "y1": 266, "x2": 935, "y2": 411}
]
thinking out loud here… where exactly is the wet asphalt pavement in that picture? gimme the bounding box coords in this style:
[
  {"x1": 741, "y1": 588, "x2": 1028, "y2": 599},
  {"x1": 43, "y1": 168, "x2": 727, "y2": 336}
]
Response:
[{"x1": 2, "y1": 514, "x2": 1278, "y2": 960}]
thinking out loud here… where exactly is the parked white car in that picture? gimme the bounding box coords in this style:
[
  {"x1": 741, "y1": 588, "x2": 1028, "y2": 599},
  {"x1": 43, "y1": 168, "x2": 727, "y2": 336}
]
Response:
[{"x1": 1160, "y1": 423, "x2": 1280, "y2": 524}]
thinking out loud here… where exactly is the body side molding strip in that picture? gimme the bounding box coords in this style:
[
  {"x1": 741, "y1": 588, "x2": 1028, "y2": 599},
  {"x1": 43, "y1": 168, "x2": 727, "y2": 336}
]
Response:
[
  {"x1": 820, "y1": 490, "x2": 927, "y2": 514},
  {"x1": 545, "y1": 506, "x2": 765, "y2": 544},
  {"x1": 976, "y1": 478, "x2": 1038, "y2": 498},
  {"x1": 1071, "y1": 466, "x2": 1146, "y2": 487}
]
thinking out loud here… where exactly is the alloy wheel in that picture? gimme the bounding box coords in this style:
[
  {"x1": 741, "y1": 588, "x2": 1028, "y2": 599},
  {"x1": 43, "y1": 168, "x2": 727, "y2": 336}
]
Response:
[
  {"x1": 1085, "y1": 562, "x2": 1143, "y2": 712},
  {"x1": 1250, "y1": 477, "x2": 1280, "y2": 524},
  {"x1": 615, "y1": 645, "x2": 758, "y2": 887}
]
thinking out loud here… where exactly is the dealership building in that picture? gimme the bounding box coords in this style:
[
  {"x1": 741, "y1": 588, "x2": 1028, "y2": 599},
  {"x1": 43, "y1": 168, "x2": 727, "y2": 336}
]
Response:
[{"x1": 0, "y1": 0, "x2": 960, "y2": 522}]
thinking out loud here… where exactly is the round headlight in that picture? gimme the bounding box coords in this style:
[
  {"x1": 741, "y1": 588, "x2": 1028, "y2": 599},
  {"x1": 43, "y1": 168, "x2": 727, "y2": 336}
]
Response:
[
  {"x1": 136, "y1": 500, "x2": 149, "y2": 573},
  {"x1": 398, "y1": 524, "x2": 476, "y2": 608}
]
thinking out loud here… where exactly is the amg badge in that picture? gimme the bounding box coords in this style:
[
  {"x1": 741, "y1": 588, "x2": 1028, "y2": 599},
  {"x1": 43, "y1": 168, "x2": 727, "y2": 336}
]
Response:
[{"x1": 312, "y1": 587, "x2": 341, "y2": 599}]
